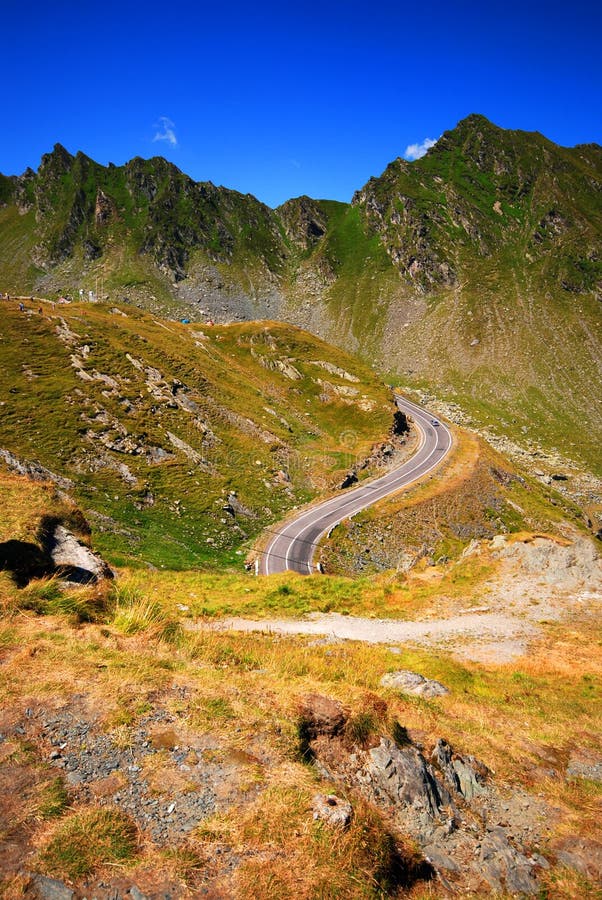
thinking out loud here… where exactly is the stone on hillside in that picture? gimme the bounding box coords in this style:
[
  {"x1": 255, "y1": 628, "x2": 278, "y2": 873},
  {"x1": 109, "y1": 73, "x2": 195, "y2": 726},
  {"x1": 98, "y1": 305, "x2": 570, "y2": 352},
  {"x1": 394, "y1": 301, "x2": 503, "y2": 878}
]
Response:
[
  {"x1": 29, "y1": 874, "x2": 74, "y2": 900},
  {"x1": 380, "y1": 670, "x2": 449, "y2": 698},
  {"x1": 0, "y1": 448, "x2": 74, "y2": 490},
  {"x1": 312, "y1": 793, "x2": 352, "y2": 828},
  {"x1": 366, "y1": 737, "x2": 451, "y2": 819},
  {"x1": 553, "y1": 835, "x2": 602, "y2": 883},
  {"x1": 222, "y1": 492, "x2": 254, "y2": 518},
  {"x1": 567, "y1": 747, "x2": 602, "y2": 783},
  {"x1": 299, "y1": 694, "x2": 346, "y2": 739},
  {"x1": 339, "y1": 471, "x2": 358, "y2": 489},
  {"x1": 479, "y1": 827, "x2": 539, "y2": 895},
  {"x1": 431, "y1": 738, "x2": 488, "y2": 801},
  {"x1": 275, "y1": 359, "x2": 302, "y2": 380},
  {"x1": 95, "y1": 188, "x2": 116, "y2": 226},
  {"x1": 43, "y1": 524, "x2": 113, "y2": 584},
  {"x1": 165, "y1": 431, "x2": 209, "y2": 468},
  {"x1": 309, "y1": 360, "x2": 360, "y2": 382},
  {"x1": 129, "y1": 888, "x2": 151, "y2": 900}
]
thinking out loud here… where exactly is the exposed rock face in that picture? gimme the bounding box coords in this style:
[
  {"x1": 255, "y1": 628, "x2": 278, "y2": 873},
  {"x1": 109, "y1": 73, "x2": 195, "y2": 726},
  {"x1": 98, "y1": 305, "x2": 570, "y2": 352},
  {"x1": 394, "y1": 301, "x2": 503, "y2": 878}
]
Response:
[
  {"x1": 300, "y1": 694, "x2": 543, "y2": 895},
  {"x1": 29, "y1": 874, "x2": 74, "y2": 900},
  {"x1": 277, "y1": 196, "x2": 328, "y2": 249},
  {"x1": 553, "y1": 835, "x2": 602, "y2": 883},
  {"x1": 41, "y1": 523, "x2": 114, "y2": 584},
  {"x1": 353, "y1": 172, "x2": 458, "y2": 291},
  {"x1": 566, "y1": 747, "x2": 602, "y2": 783},
  {"x1": 308, "y1": 360, "x2": 360, "y2": 382},
  {"x1": 95, "y1": 188, "x2": 117, "y2": 226},
  {"x1": 491, "y1": 533, "x2": 602, "y2": 590},
  {"x1": 431, "y1": 738, "x2": 488, "y2": 801},
  {"x1": 5, "y1": 115, "x2": 600, "y2": 305},
  {"x1": 365, "y1": 738, "x2": 451, "y2": 819},
  {"x1": 380, "y1": 671, "x2": 449, "y2": 699},
  {"x1": 0, "y1": 448, "x2": 74, "y2": 491}
]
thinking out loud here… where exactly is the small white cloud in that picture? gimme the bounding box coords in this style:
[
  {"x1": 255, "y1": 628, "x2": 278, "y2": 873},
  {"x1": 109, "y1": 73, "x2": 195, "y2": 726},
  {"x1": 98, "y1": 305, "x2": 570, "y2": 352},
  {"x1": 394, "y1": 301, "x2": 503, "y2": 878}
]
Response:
[
  {"x1": 404, "y1": 137, "x2": 437, "y2": 161},
  {"x1": 152, "y1": 116, "x2": 178, "y2": 147},
  {"x1": 289, "y1": 158, "x2": 301, "y2": 169}
]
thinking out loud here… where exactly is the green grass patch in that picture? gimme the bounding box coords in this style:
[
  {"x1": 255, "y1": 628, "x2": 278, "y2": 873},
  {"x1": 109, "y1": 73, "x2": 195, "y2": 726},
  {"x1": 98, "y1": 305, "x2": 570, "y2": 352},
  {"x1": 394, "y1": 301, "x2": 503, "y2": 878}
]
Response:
[
  {"x1": 37, "y1": 777, "x2": 69, "y2": 820},
  {"x1": 38, "y1": 807, "x2": 138, "y2": 879}
]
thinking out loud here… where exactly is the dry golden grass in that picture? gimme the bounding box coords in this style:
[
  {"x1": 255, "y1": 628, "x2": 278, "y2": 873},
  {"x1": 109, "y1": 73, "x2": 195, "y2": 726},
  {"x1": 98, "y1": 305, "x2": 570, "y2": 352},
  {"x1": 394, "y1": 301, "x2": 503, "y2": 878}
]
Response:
[
  {"x1": 0, "y1": 460, "x2": 599, "y2": 896},
  {"x1": 194, "y1": 762, "x2": 425, "y2": 899},
  {"x1": 0, "y1": 474, "x2": 58, "y2": 543},
  {"x1": 0, "y1": 592, "x2": 600, "y2": 895}
]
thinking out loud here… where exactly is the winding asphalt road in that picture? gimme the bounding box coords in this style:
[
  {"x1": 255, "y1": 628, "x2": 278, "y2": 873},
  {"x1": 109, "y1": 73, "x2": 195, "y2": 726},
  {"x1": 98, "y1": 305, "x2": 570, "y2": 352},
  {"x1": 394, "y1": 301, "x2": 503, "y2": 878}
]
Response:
[{"x1": 259, "y1": 395, "x2": 453, "y2": 575}]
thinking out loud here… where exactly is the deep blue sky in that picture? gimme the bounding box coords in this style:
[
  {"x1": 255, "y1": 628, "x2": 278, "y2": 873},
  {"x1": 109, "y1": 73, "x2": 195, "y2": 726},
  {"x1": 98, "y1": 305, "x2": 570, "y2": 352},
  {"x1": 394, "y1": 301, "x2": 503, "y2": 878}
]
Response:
[{"x1": 3, "y1": 0, "x2": 601, "y2": 207}]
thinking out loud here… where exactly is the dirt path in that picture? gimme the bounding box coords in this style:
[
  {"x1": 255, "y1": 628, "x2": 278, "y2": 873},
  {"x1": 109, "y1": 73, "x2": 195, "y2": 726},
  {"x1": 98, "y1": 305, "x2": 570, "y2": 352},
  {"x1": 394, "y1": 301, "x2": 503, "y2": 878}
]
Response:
[
  {"x1": 214, "y1": 609, "x2": 537, "y2": 662},
  {"x1": 211, "y1": 533, "x2": 602, "y2": 663}
]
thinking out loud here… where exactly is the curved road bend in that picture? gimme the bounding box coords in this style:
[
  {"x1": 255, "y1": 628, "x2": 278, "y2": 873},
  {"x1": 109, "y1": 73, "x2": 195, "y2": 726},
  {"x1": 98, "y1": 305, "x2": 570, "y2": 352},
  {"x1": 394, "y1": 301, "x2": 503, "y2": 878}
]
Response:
[{"x1": 260, "y1": 395, "x2": 453, "y2": 576}]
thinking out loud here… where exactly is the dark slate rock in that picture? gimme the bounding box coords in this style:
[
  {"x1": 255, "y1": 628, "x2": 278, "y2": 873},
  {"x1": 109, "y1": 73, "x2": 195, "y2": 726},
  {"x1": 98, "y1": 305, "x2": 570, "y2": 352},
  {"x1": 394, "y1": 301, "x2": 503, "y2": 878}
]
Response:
[
  {"x1": 366, "y1": 737, "x2": 451, "y2": 818},
  {"x1": 29, "y1": 875, "x2": 74, "y2": 900},
  {"x1": 479, "y1": 827, "x2": 538, "y2": 895}
]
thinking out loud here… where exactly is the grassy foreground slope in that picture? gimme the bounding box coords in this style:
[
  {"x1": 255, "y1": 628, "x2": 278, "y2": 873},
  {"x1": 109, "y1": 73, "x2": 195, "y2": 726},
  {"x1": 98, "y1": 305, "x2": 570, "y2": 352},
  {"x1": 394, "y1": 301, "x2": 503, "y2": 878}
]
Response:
[
  {"x1": 0, "y1": 463, "x2": 600, "y2": 898},
  {"x1": 0, "y1": 300, "x2": 396, "y2": 569}
]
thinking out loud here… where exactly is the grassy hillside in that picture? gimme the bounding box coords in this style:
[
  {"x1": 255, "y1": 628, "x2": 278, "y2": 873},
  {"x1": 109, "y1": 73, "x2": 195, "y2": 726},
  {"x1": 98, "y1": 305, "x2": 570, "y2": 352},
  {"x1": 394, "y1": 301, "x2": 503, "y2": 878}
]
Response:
[
  {"x1": 0, "y1": 300, "x2": 396, "y2": 569},
  {"x1": 341, "y1": 116, "x2": 602, "y2": 475}
]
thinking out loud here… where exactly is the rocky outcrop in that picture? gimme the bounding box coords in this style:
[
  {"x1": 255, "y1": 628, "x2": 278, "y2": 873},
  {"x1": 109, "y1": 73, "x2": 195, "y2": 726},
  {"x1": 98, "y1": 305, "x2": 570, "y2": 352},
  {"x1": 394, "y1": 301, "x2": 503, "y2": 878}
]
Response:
[
  {"x1": 352, "y1": 175, "x2": 458, "y2": 291},
  {"x1": 299, "y1": 694, "x2": 544, "y2": 895},
  {"x1": 277, "y1": 196, "x2": 328, "y2": 249},
  {"x1": 29, "y1": 874, "x2": 74, "y2": 900},
  {"x1": 95, "y1": 188, "x2": 117, "y2": 226},
  {"x1": 431, "y1": 738, "x2": 488, "y2": 801},
  {"x1": 308, "y1": 360, "x2": 360, "y2": 382},
  {"x1": 0, "y1": 448, "x2": 74, "y2": 491},
  {"x1": 365, "y1": 738, "x2": 451, "y2": 819},
  {"x1": 380, "y1": 670, "x2": 449, "y2": 699},
  {"x1": 40, "y1": 522, "x2": 114, "y2": 584}
]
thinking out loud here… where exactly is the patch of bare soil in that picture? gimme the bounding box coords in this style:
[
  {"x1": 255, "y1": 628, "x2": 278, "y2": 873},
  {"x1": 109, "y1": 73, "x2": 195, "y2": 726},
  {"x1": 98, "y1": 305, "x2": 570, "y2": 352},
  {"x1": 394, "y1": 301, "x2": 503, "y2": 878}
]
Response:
[{"x1": 0, "y1": 691, "x2": 267, "y2": 897}]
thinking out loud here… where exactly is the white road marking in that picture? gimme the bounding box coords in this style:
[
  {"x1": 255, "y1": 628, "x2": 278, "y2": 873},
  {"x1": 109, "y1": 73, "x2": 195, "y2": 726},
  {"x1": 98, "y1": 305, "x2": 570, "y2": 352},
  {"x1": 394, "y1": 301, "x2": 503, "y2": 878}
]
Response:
[{"x1": 263, "y1": 395, "x2": 452, "y2": 575}]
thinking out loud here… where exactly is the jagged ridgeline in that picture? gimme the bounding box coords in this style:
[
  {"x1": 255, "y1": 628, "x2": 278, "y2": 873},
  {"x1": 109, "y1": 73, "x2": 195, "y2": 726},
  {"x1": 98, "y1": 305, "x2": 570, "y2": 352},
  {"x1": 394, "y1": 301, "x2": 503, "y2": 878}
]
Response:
[
  {"x1": 1, "y1": 113, "x2": 601, "y2": 470},
  {"x1": 0, "y1": 305, "x2": 396, "y2": 568}
]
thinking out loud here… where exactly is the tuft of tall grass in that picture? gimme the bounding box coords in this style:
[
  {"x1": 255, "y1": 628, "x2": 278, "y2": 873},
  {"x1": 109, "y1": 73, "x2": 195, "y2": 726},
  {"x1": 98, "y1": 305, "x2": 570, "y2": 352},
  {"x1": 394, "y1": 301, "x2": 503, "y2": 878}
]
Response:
[
  {"x1": 10, "y1": 578, "x2": 107, "y2": 622},
  {"x1": 108, "y1": 583, "x2": 181, "y2": 642},
  {"x1": 37, "y1": 777, "x2": 69, "y2": 820}
]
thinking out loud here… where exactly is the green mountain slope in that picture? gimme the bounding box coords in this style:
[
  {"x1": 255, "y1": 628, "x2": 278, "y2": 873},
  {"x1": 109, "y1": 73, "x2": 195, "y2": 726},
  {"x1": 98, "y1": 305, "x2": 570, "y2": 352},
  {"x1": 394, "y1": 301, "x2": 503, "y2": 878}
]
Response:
[
  {"x1": 0, "y1": 301, "x2": 396, "y2": 569},
  {"x1": 0, "y1": 144, "x2": 288, "y2": 319},
  {"x1": 346, "y1": 116, "x2": 602, "y2": 472},
  {"x1": 1, "y1": 115, "x2": 601, "y2": 472}
]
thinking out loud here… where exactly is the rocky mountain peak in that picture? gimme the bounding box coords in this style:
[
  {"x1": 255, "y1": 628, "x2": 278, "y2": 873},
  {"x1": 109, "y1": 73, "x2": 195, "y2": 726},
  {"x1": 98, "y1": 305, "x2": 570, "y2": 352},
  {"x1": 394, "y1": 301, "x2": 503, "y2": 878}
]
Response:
[
  {"x1": 39, "y1": 142, "x2": 74, "y2": 176},
  {"x1": 277, "y1": 195, "x2": 328, "y2": 249}
]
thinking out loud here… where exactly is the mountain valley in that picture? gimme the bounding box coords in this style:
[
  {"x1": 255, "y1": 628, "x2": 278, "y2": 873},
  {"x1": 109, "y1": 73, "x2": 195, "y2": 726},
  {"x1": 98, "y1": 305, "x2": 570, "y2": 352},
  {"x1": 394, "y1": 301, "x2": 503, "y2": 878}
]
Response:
[{"x1": 0, "y1": 114, "x2": 601, "y2": 898}]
